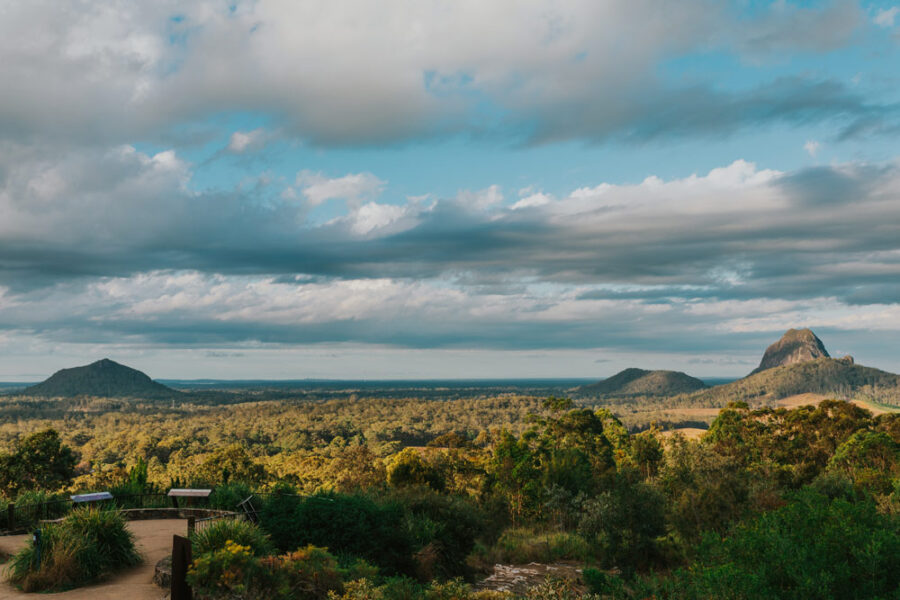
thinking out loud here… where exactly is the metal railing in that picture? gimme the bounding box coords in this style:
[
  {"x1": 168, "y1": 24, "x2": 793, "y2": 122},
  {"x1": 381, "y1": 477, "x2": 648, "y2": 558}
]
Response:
[
  {"x1": 189, "y1": 511, "x2": 244, "y2": 535},
  {"x1": 1, "y1": 488, "x2": 326, "y2": 533},
  {"x1": 2, "y1": 492, "x2": 170, "y2": 533}
]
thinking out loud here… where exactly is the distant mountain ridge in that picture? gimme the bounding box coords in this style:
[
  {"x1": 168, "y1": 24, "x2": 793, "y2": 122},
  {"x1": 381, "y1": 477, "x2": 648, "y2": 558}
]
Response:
[
  {"x1": 751, "y1": 328, "x2": 830, "y2": 375},
  {"x1": 578, "y1": 368, "x2": 708, "y2": 397},
  {"x1": 687, "y1": 356, "x2": 900, "y2": 405},
  {"x1": 23, "y1": 358, "x2": 177, "y2": 399},
  {"x1": 682, "y1": 328, "x2": 899, "y2": 405},
  {"x1": 575, "y1": 329, "x2": 900, "y2": 406}
]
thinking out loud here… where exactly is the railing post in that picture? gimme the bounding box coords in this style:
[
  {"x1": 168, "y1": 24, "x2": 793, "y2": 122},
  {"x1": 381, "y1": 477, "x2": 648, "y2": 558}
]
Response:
[
  {"x1": 171, "y1": 534, "x2": 193, "y2": 600},
  {"x1": 187, "y1": 516, "x2": 195, "y2": 536},
  {"x1": 7, "y1": 503, "x2": 14, "y2": 531}
]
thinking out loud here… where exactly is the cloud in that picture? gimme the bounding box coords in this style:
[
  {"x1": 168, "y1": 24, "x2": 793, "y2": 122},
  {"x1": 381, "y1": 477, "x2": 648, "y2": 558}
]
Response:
[
  {"x1": 0, "y1": 147, "x2": 900, "y2": 347},
  {"x1": 296, "y1": 171, "x2": 386, "y2": 207},
  {"x1": 874, "y1": 6, "x2": 899, "y2": 27},
  {"x1": 0, "y1": 0, "x2": 888, "y2": 147},
  {"x1": 344, "y1": 202, "x2": 411, "y2": 236},
  {"x1": 227, "y1": 128, "x2": 271, "y2": 153},
  {"x1": 512, "y1": 191, "x2": 552, "y2": 210},
  {"x1": 2, "y1": 141, "x2": 900, "y2": 360},
  {"x1": 736, "y1": 0, "x2": 862, "y2": 57},
  {"x1": 804, "y1": 140, "x2": 821, "y2": 156},
  {"x1": 3, "y1": 147, "x2": 900, "y2": 305}
]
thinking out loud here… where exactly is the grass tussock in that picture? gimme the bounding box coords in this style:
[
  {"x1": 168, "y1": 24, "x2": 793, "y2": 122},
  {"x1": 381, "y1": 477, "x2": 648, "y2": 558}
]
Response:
[
  {"x1": 189, "y1": 517, "x2": 274, "y2": 557},
  {"x1": 7, "y1": 507, "x2": 141, "y2": 592}
]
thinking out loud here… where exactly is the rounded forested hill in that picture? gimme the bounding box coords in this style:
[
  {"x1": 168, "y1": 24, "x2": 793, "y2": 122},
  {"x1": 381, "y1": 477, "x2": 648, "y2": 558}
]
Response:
[
  {"x1": 577, "y1": 368, "x2": 709, "y2": 397},
  {"x1": 23, "y1": 358, "x2": 178, "y2": 399}
]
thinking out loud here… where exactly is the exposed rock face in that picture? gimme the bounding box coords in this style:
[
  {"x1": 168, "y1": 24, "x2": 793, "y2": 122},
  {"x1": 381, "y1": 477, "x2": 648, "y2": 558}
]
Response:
[
  {"x1": 23, "y1": 358, "x2": 177, "y2": 398},
  {"x1": 750, "y1": 329, "x2": 830, "y2": 375},
  {"x1": 578, "y1": 368, "x2": 708, "y2": 397}
]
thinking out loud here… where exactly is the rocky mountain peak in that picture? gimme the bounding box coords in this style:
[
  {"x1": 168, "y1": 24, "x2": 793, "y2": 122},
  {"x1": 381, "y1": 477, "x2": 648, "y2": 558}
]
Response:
[{"x1": 750, "y1": 328, "x2": 830, "y2": 375}]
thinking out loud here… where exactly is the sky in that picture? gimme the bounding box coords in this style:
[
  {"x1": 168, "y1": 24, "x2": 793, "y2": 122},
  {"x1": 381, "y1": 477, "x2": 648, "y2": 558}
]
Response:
[{"x1": 1, "y1": 0, "x2": 900, "y2": 381}]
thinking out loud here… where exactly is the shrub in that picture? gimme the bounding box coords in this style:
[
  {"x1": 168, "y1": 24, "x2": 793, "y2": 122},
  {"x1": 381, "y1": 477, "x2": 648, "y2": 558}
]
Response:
[
  {"x1": 279, "y1": 545, "x2": 346, "y2": 599},
  {"x1": 582, "y1": 568, "x2": 611, "y2": 595},
  {"x1": 260, "y1": 492, "x2": 414, "y2": 575},
  {"x1": 328, "y1": 577, "x2": 508, "y2": 600},
  {"x1": 342, "y1": 556, "x2": 379, "y2": 582},
  {"x1": 685, "y1": 489, "x2": 900, "y2": 599},
  {"x1": 473, "y1": 528, "x2": 591, "y2": 565},
  {"x1": 209, "y1": 481, "x2": 255, "y2": 511},
  {"x1": 391, "y1": 488, "x2": 488, "y2": 578},
  {"x1": 425, "y1": 578, "x2": 477, "y2": 600},
  {"x1": 187, "y1": 540, "x2": 271, "y2": 600},
  {"x1": 613, "y1": 489, "x2": 900, "y2": 600},
  {"x1": 330, "y1": 578, "x2": 384, "y2": 600},
  {"x1": 577, "y1": 479, "x2": 665, "y2": 574},
  {"x1": 519, "y1": 577, "x2": 595, "y2": 600},
  {"x1": 190, "y1": 518, "x2": 274, "y2": 557},
  {"x1": 378, "y1": 576, "x2": 424, "y2": 600},
  {"x1": 7, "y1": 507, "x2": 141, "y2": 592},
  {"x1": 189, "y1": 543, "x2": 351, "y2": 600}
]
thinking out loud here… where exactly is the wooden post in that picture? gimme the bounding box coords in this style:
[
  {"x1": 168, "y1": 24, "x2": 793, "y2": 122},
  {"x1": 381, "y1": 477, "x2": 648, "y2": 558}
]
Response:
[
  {"x1": 187, "y1": 516, "x2": 195, "y2": 536},
  {"x1": 7, "y1": 503, "x2": 14, "y2": 531},
  {"x1": 171, "y1": 534, "x2": 193, "y2": 600}
]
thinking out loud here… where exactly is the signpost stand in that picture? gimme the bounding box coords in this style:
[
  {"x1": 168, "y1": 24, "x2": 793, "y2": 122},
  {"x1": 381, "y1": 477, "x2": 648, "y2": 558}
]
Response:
[{"x1": 167, "y1": 489, "x2": 212, "y2": 509}]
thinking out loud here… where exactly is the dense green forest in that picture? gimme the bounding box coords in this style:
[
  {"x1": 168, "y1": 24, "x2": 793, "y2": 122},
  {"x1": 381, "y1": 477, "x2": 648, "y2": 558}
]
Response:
[
  {"x1": 0, "y1": 391, "x2": 721, "y2": 491},
  {"x1": 2, "y1": 390, "x2": 900, "y2": 598}
]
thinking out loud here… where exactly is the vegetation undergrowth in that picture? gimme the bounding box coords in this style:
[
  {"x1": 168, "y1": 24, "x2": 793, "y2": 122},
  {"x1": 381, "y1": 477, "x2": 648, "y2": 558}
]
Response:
[
  {"x1": 471, "y1": 528, "x2": 592, "y2": 566},
  {"x1": 4, "y1": 395, "x2": 900, "y2": 599},
  {"x1": 7, "y1": 507, "x2": 141, "y2": 592},
  {"x1": 187, "y1": 542, "x2": 378, "y2": 600},
  {"x1": 190, "y1": 518, "x2": 275, "y2": 557}
]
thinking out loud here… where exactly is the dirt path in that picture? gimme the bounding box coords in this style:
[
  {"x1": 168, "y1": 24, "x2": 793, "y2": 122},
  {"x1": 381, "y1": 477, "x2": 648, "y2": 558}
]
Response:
[{"x1": 0, "y1": 519, "x2": 186, "y2": 600}]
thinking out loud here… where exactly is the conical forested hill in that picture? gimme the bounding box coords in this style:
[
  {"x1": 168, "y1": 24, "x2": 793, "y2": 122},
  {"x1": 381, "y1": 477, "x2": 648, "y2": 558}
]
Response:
[
  {"x1": 23, "y1": 358, "x2": 177, "y2": 399},
  {"x1": 578, "y1": 367, "x2": 708, "y2": 397}
]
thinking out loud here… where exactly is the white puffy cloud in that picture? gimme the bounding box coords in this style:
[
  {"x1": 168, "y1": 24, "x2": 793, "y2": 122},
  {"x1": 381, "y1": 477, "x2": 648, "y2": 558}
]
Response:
[
  {"x1": 296, "y1": 171, "x2": 386, "y2": 207},
  {"x1": 344, "y1": 202, "x2": 411, "y2": 235},
  {"x1": 227, "y1": 128, "x2": 270, "y2": 153},
  {"x1": 512, "y1": 192, "x2": 552, "y2": 210},
  {"x1": 874, "y1": 6, "x2": 899, "y2": 27}
]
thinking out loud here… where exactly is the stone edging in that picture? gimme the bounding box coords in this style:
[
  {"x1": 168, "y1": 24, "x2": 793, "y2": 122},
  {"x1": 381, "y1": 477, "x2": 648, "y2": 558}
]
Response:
[
  {"x1": 154, "y1": 555, "x2": 173, "y2": 589},
  {"x1": 35, "y1": 507, "x2": 237, "y2": 525}
]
